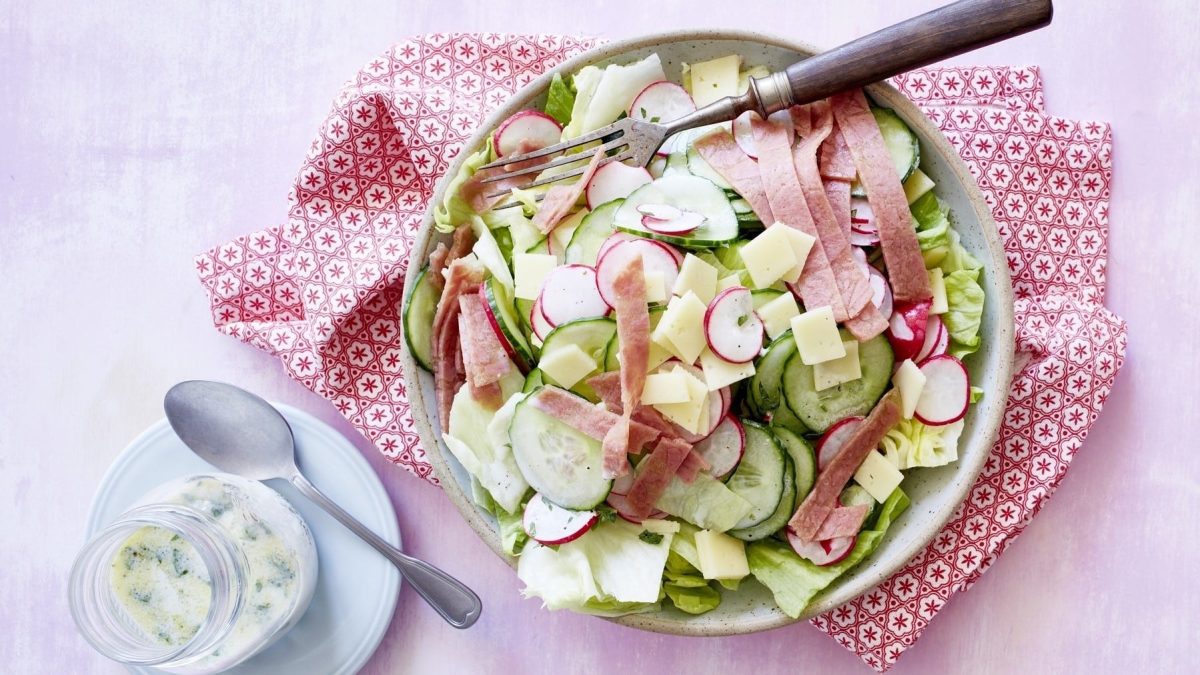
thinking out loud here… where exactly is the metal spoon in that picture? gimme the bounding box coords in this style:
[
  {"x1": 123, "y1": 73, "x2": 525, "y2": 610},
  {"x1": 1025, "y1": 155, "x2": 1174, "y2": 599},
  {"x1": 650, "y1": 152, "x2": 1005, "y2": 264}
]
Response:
[{"x1": 163, "y1": 380, "x2": 482, "y2": 629}]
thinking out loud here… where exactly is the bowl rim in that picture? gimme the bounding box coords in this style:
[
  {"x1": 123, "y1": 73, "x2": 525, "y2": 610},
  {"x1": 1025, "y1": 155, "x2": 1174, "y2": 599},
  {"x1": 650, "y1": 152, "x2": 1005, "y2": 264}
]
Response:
[{"x1": 402, "y1": 28, "x2": 1015, "y2": 636}]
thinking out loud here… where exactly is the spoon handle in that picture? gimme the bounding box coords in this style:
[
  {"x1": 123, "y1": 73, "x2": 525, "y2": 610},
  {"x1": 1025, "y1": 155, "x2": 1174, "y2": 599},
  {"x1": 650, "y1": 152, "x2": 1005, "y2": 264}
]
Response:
[{"x1": 290, "y1": 473, "x2": 483, "y2": 629}]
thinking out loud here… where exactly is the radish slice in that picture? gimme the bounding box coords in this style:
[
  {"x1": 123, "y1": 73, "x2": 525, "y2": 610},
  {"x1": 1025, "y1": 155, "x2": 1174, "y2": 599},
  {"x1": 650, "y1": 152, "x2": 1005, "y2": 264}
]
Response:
[
  {"x1": 522, "y1": 493, "x2": 598, "y2": 545},
  {"x1": 915, "y1": 354, "x2": 970, "y2": 426},
  {"x1": 693, "y1": 416, "x2": 745, "y2": 479},
  {"x1": 595, "y1": 239, "x2": 681, "y2": 307},
  {"x1": 787, "y1": 529, "x2": 857, "y2": 566},
  {"x1": 530, "y1": 295, "x2": 554, "y2": 340},
  {"x1": 732, "y1": 111, "x2": 760, "y2": 158},
  {"x1": 539, "y1": 265, "x2": 609, "y2": 325},
  {"x1": 606, "y1": 492, "x2": 668, "y2": 524},
  {"x1": 816, "y1": 416, "x2": 865, "y2": 471},
  {"x1": 703, "y1": 287, "x2": 764, "y2": 363},
  {"x1": 586, "y1": 161, "x2": 652, "y2": 209},
  {"x1": 629, "y1": 81, "x2": 696, "y2": 124},
  {"x1": 637, "y1": 203, "x2": 682, "y2": 220},
  {"x1": 478, "y1": 284, "x2": 522, "y2": 366},
  {"x1": 493, "y1": 110, "x2": 562, "y2": 158},
  {"x1": 868, "y1": 268, "x2": 893, "y2": 318},
  {"x1": 887, "y1": 300, "x2": 931, "y2": 362},
  {"x1": 850, "y1": 197, "x2": 876, "y2": 231},
  {"x1": 643, "y1": 210, "x2": 704, "y2": 235},
  {"x1": 597, "y1": 232, "x2": 683, "y2": 267},
  {"x1": 852, "y1": 246, "x2": 872, "y2": 281},
  {"x1": 718, "y1": 386, "x2": 731, "y2": 420},
  {"x1": 915, "y1": 315, "x2": 949, "y2": 363},
  {"x1": 610, "y1": 470, "x2": 635, "y2": 496}
]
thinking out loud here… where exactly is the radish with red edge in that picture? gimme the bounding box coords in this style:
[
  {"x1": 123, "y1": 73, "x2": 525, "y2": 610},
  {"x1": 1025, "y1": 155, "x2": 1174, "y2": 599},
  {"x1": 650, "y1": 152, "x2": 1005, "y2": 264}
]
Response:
[
  {"x1": 868, "y1": 268, "x2": 893, "y2": 318},
  {"x1": 530, "y1": 295, "x2": 554, "y2": 340},
  {"x1": 638, "y1": 204, "x2": 681, "y2": 221},
  {"x1": 493, "y1": 110, "x2": 562, "y2": 157},
  {"x1": 914, "y1": 354, "x2": 970, "y2": 426},
  {"x1": 887, "y1": 299, "x2": 931, "y2": 361},
  {"x1": 816, "y1": 415, "x2": 865, "y2": 471},
  {"x1": 538, "y1": 265, "x2": 609, "y2": 325},
  {"x1": 586, "y1": 161, "x2": 652, "y2": 209},
  {"x1": 606, "y1": 492, "x2": 668, "y2": 524},
  {"x1": 595, "y1": 239, "x2": 681, "y2": 308},
  {"x1": 642, "y1": 209, "x2": 705, "y2": 236},
  {"x1": 693, "y1": 415, "x2": 745, "y2": 479},
  {"x1": 703, "y1": 287, "x2": 764, "y2": 364},
  {"x1": 850, "y1": 197, "x2": 880, "y2": 246},
  {"x1": 732, "y1": 111, "x2": 760, "y2": 158},
  {"x1": 522, "y1": 493, "x2": 598, "y2": 545},
  {"x1": 596, "y1": 232, "x2": 641, "y2": 262},
  {"x1": 477, "y1": 284, "x2": 524, "y2": 368},
  {"x1": 915, "y1": 315, "x2": 949, "y2": 363},
  {"x1": 787, "y1": 529, "x2": 857, "y2": 566},
  {"x1": 629, "y1": 81, "x2": 696, "y2": 125},
  {"x1": 852, "y1": 246, "x2": 872, "y2": 281},
  {"x1": 718, "y1": 386, "x2": 731, "y2": 420}
]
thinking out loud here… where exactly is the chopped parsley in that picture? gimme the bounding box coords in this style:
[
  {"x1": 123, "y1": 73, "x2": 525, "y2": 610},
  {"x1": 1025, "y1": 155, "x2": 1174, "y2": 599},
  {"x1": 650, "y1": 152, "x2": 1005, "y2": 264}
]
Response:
[{"x1": 638, "y1": 530, "x2": 664, "y2": 545}]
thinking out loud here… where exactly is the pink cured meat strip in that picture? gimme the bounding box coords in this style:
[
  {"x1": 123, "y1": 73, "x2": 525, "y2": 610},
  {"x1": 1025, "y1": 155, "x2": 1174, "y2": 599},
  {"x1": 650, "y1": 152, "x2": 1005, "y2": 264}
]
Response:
[
  {"x1": 457, "y1": 313, "x2": 502, "y2": 406},
  {"x1": 751, "y1": 115, "x2": 848, "y2": 320},
  {"x1": 532, "y1": 149, "x2": 604, "y2": 234},
  {"x1": 587, "y1": 372, "x2": 706, "y2": 480},
  {"x1": 457, "y1": 293, "x2": 513, "y2": 390},
  {"x1": 459, "y1": 139, "x2": 543, "y2": 213},
  {"x1": 844, "y1": 305, "x2": 890, "y2": 341},
  {"x1": 675, "y1": 449, "x2": 710, "y2": 484},
  {"x1": 601, "y1": 256, "x2": 652, "y2": 477},
  {"x1": 789, "y1": 390, "x2": 902, "y2": 541},
  {"x1": 819, "y1": 121, "x2": 857, "y2": 182},
  {"x1": 432, "y1": 257, "x2": 486, "y2": 432},
  {"x1": 830, "y1": 90, "x2": 932, "y2": 303},
  {"x1": 626, "y1": 436, "x2": 694, "y2": 517},
  {"x1": 824, "y1": 180, "x2": 852, "y2": 240},
  {"x1": 528, "y1": 385, "x2": 660, "y2": 452},
  {"x1": 693, "y1": 129, "x2": 775, "y2": 224},
  {"x1": 810, "y1": 504, "x2": 870, "y2": 541}
]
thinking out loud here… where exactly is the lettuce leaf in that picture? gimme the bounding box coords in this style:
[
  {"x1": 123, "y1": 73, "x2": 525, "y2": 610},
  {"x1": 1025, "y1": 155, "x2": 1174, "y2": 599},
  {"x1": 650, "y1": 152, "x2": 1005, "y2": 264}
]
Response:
[
  {"x1": 544, "y1": 73, "x2": 576, "y2": 126},
  {"x1": 943, "y1": 267, "x2": 986, "y2": 357},
  {"x1": 655, "y1": 471, "x2": 753, "y2": 532},
  {"x1": 433, "y1": 137, "x2": 495, "y2": 234},
  {"x1": 561, "y1": 65, "x2": 604, "y2": 140},
  {"x1": 663, "y1": 543, "x2": 723, "y2": 615},
  {"x1": 879, "y1": 418, "x2": 965, "y2": 470},
  {"x1": 747, "y1": 488, "x2": 910, "y2": 619},
  {"x1": 664, "y1": 582, "x2": 721, "y2": 615},
  {"x1": 497, "y1": 503, "x2": 529, "y2": 556},
  {"x1": 911, "y1": 192, "x2": 952, "y2": 260},
  {"x1": 911, "y1": 193, "x2": 986, "y2": 357},
  {"x1": 445, "y1": 383, "x2": 528, "y2": 514}
]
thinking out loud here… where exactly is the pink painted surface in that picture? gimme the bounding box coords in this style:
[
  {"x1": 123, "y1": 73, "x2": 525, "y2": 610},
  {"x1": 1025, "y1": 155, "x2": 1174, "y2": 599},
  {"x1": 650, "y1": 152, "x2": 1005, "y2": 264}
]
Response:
[{"x1": 1, "y1": 1, "x2": 1195, "y2": 673}]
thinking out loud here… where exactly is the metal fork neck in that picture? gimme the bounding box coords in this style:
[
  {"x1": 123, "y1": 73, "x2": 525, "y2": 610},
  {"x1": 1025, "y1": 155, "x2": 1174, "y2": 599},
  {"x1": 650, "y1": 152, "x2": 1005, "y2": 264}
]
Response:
[{"x1": 662, "y1": 71, "x2": 793, "y2": 137}]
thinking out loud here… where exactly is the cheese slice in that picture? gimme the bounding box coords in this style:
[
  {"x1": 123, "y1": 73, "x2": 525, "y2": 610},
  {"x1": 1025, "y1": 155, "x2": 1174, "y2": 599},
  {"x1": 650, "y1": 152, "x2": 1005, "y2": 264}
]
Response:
[
  {"x1": 699, "y1": 348, "x2": 755, "y2": 390},
  {"x1": 688, "y1": 55, "x2": 741, "y2": 107},
  {"x1": 673, "y1": 253, "x2": 719, "y2": 304},
  {"x1": 778, "y1": 224, "x2": 817, "y2": 285},
  {"x1": 790, "y1": 307, "x2": 846, "y2": 365},
  {"x1": 892, "y1": 359, "x2": 927, "y2": 419},
  {"x1": 854, "y1": 450, "x2": 904, "y2": 503},
  {"x1": 695, "y1": 529, "x2": 749, "y2": 580},
  {"x1": 642, "y1": 370, "x2": 689, "y2": 405},
  {"x1": 652, "y1": 292, "x2": 707, "y2": 364},
  {"x1": 756, "y1": 292, "x2": 801, "y2": 339},
  {"x1": 903, "y1": 169, "x2": 936, "y2": 204},
  {"x1": 716, "y1": 274, "x2": 743, "y2": 293},
  {"x1": 653, "y1": 366, "x2": 708, "y2": 433},
  {"x1": 739, "y1": 224, "x2": 798, "y2": 289},
  {"x1": 514, "y1": 253, "x2": 559, "y2": 300},
  {"x1": 928, "y1": 268, "x2": 948, "y2": 314},
  {"x1": 538, "y1": 343, "x2": 597, "y2": 390},
  {"x1": 812, "y1": 340, "x2": 861, "y2": 391},
  {"x1": 644, "y1": 270, "x2": 668, "y2": 304}
]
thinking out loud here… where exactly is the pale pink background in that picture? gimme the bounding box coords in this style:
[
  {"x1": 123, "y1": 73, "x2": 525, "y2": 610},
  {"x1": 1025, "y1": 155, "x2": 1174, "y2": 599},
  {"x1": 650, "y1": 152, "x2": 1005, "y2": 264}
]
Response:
[{"x1": 2, "y1": 1, "x2": 1195, "y2": 673}]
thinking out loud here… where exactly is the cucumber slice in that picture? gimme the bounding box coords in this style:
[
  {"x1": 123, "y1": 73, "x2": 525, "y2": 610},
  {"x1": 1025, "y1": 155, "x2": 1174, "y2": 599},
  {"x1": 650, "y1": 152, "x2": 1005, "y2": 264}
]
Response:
[
  {"x1": 872, "y1": 107, "x2": 920, "y2": 182},
  {"x1": 483, "y1": 276, "x2": 536, "y2": 367},
  {"x1": 663, "y1": 150, "x2": 690, "y2": 175},
  {"x1": 772, "y1": 426, "x2": 816, "y2": 501},
  {"x1": 782, "y1": 333, "x2": 894, "y2": 433},
  {"x1": 729, "y1": 453, "x2": 795, "y2": 542},
  {"x1": 749, "y1": 332, "x2": 797, "y2": 413},
  {"x1": 686, "y1": 145, "x2": 733, "y2": 190},
  {"x1": 522, "y1": 369, "x2": 545, "y2": 394},
  {"x1": 538, "y1": 318, "x2": 617, "y2": 401},
  {"x1": 839, "y1": 484, "x2": 878, "y2": 528},
  {"x1": 613, "y1": 175, "x2": 739, "y2": 247},
  {"x1": 508, "y1": 389, "x2": 612, "y2": 509},
  {"x1": 564, "y1": 200, "x2": 621, "y2": 266},
  {"x1": 402, "y1": 266, "x2": 438, "y2": 372},
  {"x1": 750, "y1": 288, "x2": 784, "y2": 310},
  {"x1": 769, "y1": 403, "x2": 811, "y2": 437},
  {"x1": 724, "y1": 421, "x2": 787, "y2": 530}
]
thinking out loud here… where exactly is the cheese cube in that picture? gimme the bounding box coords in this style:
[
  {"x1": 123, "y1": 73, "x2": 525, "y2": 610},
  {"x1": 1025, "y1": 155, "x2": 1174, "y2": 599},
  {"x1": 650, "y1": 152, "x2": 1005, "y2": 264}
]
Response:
[
  {"x1": 514, "y1": 253, "x2": 559, "y2": 300},
  {"x1": 716, "y1": 274, "x2": 743, "y2": 293},
  {"x1": 813, "y1": 340, "x2": 862, "y2": 391},
  {"x1": 739, "y1": 224, "x2": 798, "y2": 289},
  {"x1": 928, "y1": 268, "x2": 948, "y2": 315},
  {"x1": 688, "y1": 55, "x2": 741, "y2": 107},
  {"x1": 672, "y1": 253, "x2": 719, "y2": 304},
  {"x1": 538, "y1": 343, "x2": 597, "y2": 390},
  {"x1": 756, "y1": 292, "x2": 801, "y2": 339},
  {"x1": 695, "y1": 529, "x2": 749, "y2": 580},
  {"x1": 854, "y1": 450, "x2": 905, "y2": 503},
  {"x1": 652, "y1": 292, "x2": 708, "y2": 364},
  {"x1": 653, "y1": 366, "x2": 708, "y2": 433},
  {"x1": 644, "y1": 270, "x2": 668, "y2": 304},
  {"x1": 699, "y1": 348, "x2": 755, "y2": 390},
  {"x1": 642, "y1": 370, "x2": 690, "y2": 405},
  {"x1": 778, "y1": 225, "x2": 817, "y2": 284},
  {"x1": 790, "y1": 307, "x2": 846, "y2": 365},
  {"x1": 903, "y1": 169, "x2": 936, "y2": 204},
  {"x1": 892, "y1": 359, "x2": 927, "y2": 419}
]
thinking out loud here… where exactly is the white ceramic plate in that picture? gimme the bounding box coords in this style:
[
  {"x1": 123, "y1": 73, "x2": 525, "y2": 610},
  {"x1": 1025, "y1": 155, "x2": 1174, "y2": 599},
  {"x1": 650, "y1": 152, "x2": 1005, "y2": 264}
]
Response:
[{"x1": 86, "y1": 404, "x2": 401, "y2": 674}]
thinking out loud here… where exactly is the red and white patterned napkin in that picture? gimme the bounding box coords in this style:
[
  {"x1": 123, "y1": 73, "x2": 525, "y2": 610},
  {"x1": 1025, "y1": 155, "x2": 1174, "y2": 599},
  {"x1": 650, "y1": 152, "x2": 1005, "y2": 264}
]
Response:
[{"x1": 194, "y1": 34, "x2": 1127, "y2": 671}]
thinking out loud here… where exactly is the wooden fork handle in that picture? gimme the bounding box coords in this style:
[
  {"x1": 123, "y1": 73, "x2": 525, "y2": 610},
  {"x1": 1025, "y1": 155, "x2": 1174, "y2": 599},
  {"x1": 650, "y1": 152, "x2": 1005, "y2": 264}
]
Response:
[{"x1": 764, "y1": 0, "x2": 1052, "y2": 109}]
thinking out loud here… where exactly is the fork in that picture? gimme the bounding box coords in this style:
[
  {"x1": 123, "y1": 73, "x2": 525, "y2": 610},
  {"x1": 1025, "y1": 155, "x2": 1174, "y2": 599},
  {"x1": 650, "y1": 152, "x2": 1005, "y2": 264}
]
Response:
[{"x1": 478, "y1": 0, "x2": 1052, "y2": 205}]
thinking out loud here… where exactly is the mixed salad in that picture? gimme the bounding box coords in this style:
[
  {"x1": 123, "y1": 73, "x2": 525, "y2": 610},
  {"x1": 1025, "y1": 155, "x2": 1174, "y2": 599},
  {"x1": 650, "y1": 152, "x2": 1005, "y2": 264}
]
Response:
[{"x1": 404, "y1": 52, "x2": 986, "y2": 619}]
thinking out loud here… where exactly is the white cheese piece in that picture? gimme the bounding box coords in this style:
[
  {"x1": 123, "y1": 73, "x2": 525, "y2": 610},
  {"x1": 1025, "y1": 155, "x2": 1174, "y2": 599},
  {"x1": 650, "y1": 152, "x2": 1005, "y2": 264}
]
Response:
[
  {"x1": 716, "y1": 274, "x2": 743, "y2": 293},
  {"x1": 642, "y1": 370, "x2": 690, "y2": 405},
  {"x1": 653, "y1": 366, "x2": 708, "y2": 433},
  {"x1": 644, "y1": 270, "x2": 668, "y2": 304},
  {"x1": 538, "y1": 343, "x2": 597, "y2": 390},
  {"x1": 778, "y1": 225, "x2": 817, "y2": 285},
  {"x1": 695, "y1": 529, "x2": 749, "y2": 580},
  {"x1": 756, "y1": 292, "x2": 801, "y2": 339},
  {"x1": 699, "y1": 348, "x2": 755, "y2": 390},
  {"x1": 903, "y1": 169, "x2": 936, "y2": 204},
  {"x1": 853, "y1": 450, "x2": 905, "y2": 503},
  {"x1": 928, "y1": 268, "x2": 948, "y2": 315},
  {"x1": 514, "y1": 253, "x2": 559, "y2": 300},
  {"x1": 652, "y1": 292, "x2": 708, "y2": 365},
  {"x1": 892, "y1": 359, "x2": 927, "y2": 419},
  {"x1": 550, "y1": 209, "x2": 588, "y2": 257},
  {"x1": 790, "y1": 306, "x2": 846, "y2": 365},
  {"x1": 672, "y1": 253, "x2": 719, "y2": 304},
  {"x1": 812, "y1": 340, "x2": 862, "y2": 391},
  {"x1": 688, "y1": 55, "x2": 741, "y2": 107},
  {"x1": 739, "y1": 223, "x2": 799, "y2": 289}
]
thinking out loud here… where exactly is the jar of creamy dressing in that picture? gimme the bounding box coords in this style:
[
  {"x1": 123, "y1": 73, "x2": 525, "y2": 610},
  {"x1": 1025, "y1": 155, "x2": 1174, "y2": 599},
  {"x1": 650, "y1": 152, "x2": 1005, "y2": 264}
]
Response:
[{"x1": 70, "y1": 474, "x2": 317, "y2": 673}]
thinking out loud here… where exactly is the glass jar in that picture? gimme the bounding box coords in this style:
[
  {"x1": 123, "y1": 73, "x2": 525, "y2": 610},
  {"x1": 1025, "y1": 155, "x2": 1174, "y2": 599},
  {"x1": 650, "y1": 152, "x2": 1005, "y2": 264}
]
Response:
[{"x1": 69, "y1": 474, "x2": 318, "y2": 673}]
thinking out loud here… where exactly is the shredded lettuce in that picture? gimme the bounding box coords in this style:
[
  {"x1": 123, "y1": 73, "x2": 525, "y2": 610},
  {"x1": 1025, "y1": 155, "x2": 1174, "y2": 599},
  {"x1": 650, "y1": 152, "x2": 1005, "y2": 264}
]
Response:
[
  {"x1": 445, "y1": 383, "x2": 528, "y2": 514},
  {"x1": 469, "y1": 215, "x2": 514, "y2": 288},
  {"x1": 561, "y1": 65, "x2": 604, "y2": 140},
  {"x1": 497, "y1": 504, "x2": 529, "y2": 556},
  {"x1": 544, "y1": 73, "x2": 576, "y2": 126},
  {"x1": 664, "y1": 581, "x2": 722, "y2": 614},
  {"x1": 655, "y1": 471, "x2": 753, "y2": 532},
  {"x1": 747, "y1": 488, "x2": 910, "y2": 618},
  {"x1": 433, "y1": 137, "x2": 495, "y2": 234},
  {"x1": 943, "y1": 263, "x2": 986, "y2": 357},
  {"x1": 662, "y1": 531, "x2": 723, "y2": 615},
  {"x1": 910, "y1": 193, "x2": 986, "y2": 357},
  {"x1": 563, "y1": 54, "x2": 665, "y2": 138},
  {"x1": 879, "y1": 418, "x2": 965, "y2": 470},
  {"x1": 911, "y1": 192, "x2": 952, "y2": 258}
]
